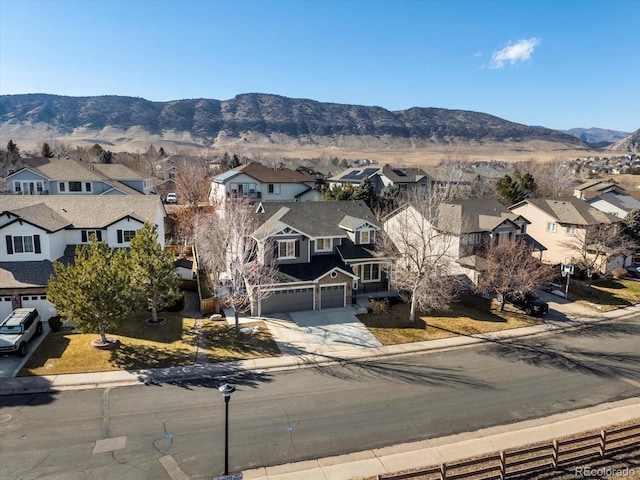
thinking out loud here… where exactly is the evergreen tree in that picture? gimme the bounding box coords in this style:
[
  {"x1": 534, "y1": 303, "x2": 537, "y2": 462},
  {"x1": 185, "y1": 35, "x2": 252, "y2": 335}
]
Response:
[
  {"x1": 352, "y1": 179, "x2": 376, "y2": 207},
  {"x1": 230, "y1": 154, "x2": 241, "y2": 168},
  {"x1": 6, "y1": 140, "x2": 20, "y2": 164},
  {"x1": 100, "y1": 150, "x2": 114, "y2": 164},
  {"x1": 129, "y1": 223, "x2": 181, "y2": 323},
  {"x1": 625, "y1": 209, "x2": 640, "y2": 235},
  {"x1": 41, "y1": 142, "x2": 54, "y2": 158},
  {"x1": 495, "y1": 170, "x2": 536, "y2": 205},
  {"x1": 46, "y1": 239, "x2": 132, "y2": 345}
]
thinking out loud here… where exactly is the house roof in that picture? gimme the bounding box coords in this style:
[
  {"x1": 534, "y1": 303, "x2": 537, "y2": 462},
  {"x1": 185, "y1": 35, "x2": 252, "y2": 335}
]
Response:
[
  {"x1": 0, "y1": 195, "x2": 164, "y2": 230},
  {"x1": 3, "y1": 204, "x2": 71, "y2": 232},
  {"x1": 379, "y1": 166, "x2": 429, "y2": 183},
  {"x1": 0, "y1": 246, "x2": 75, "y2": 289},
  {"x1": 11, "y1": 158, "x2": 104, "y2": 182},
  {"x1": 274, "y1": 254, "x2": 356, "y2": 283},
  {"x1": 437, "y1": 198, "x2": 519, "y2": 234},
  {"x1": 588, "y1": 191, "x2": 640, "y2": 213},
  {"x1": 574, "y1": 180, "x2": 622, "y2": 192},
  {"x1": 512, "y1": 197, "x2": 622, "y2": 226},
  {"x1": 214, "y1": 162, "x2": 315, "y2": 184},
  {"x1": 92, "y1": 163, "x2": 147, "y2": 181},
  {"x1": 254, "y1": 200, "x2": 379, "y2": 239}
]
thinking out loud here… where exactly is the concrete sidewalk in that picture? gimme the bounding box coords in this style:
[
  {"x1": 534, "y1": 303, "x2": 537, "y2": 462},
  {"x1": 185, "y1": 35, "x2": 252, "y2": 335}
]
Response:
[{"x1": 242, "y1": 397, "x2": 640, "y2": 480}]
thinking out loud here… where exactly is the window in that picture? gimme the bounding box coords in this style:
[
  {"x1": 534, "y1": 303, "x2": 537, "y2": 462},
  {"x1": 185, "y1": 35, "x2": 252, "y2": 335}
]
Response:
[
  {"x1": 123, "y1": 230, "x2": 137, "y2": 242},
  {"x1": 14, "y1": 182, "x2": 21, "y2": 193},
  {"x1": 467, "y1": 232, "x2": 481, "y2": 245},
  {"x1": 6, "y1": 235, "x2": 41, "y2": 254},
  {"x1": 362, "y1": 263, "x2": 380, "y2": 282},
  {"x1": 315, "y1": 238, "x2": 332, "y2": 252},
  {"x1": 278, "y1": 240, "x2": 296, "y2": 259},
  {"x1": 359, "y1": 230, "x2": 374, "y2": 244},
  {"x1": 36, "y1": 182, "x2": 44, "y2": 193},
  {"x1": 85, "y1": 182, "x2": 92, "y2": 192},
  {"x1": 267, "y1": 183, "x2": 280, "y2": 194},
  {"x1": 69, "y1": 181, "x2": 82, "y2": 192},
  {"x1": 81, "y1": 230, "x2": 102, "y2": 242},
  {"x1": 566, "y1": 225, "x2": 576, "y2": 235},
  {"x1": 59, "y1": 182, "x2": 66, "y2": 192},
  {"x1": 547, "y1": 222, "x2": 557, "y2": 233}
]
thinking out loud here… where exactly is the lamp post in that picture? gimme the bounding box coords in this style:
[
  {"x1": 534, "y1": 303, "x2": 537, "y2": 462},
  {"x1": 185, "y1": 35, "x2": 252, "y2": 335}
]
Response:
[{"x1": 219, "y1": 384, "x2": 235, "y2": 476}]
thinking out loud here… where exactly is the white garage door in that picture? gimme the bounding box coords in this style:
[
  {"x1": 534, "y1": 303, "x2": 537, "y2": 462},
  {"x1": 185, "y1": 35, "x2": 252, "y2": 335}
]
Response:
[
  {"x1": 0, "y1": 296, "x2": 13, "y2": 321},
  {"x1": 21, "y1": 295, "x2": 57, "y2": 321},
  {"x1": 261, "y1": 287, "x2": 314, "y2": 315},
  {"x1": 320, "y1": 285, "x2": 346, "y2": 309}
]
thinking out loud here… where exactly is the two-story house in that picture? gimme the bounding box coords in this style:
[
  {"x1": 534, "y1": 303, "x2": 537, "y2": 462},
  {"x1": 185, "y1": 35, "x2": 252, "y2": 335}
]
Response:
[
  {"x1": 384, "y1": 198, "x2": 539, "y2": 286},
  {"x1": 0, "y1": 195, "x2": 166, "y2": 320},
  {"x1": 510, "y1": 197, "x2": 626, "y2": 272},
  {"x1": 5, "y1": 157, "x2": 154, "y2": 196},
  {"x1": 327, "y1": 166, "x2": 430, "y2": 194},
  {"x1": 249, "y1": 200, "x2": 390, "y2": 316},
  {"x1": 209, "y1": 162, "x2": 320, "y2": 204},
  {"x1": 586, "y1": 191, "x2": 640, "y2": 219}
]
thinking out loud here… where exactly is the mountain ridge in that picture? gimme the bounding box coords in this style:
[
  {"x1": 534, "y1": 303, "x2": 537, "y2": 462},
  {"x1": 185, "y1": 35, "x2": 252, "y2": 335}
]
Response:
[{"x1": 0, "y1": 93, "x2": 637, "y2": 158}]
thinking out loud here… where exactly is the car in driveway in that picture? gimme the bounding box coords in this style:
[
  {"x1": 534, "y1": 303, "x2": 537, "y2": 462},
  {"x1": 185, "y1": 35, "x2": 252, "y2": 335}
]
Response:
[
  {"x1": 497, "y1": 291, "x2": 549, "y2": 316},
  {"x1": 0, "y1": 308, "x2": 43, "y2": 356},
  {"x1": 165, "y1": 192, "x2": 178, "y2": 204},
  {"x1": 625, "y1": 265, "x2": 640, "y2": 278}
]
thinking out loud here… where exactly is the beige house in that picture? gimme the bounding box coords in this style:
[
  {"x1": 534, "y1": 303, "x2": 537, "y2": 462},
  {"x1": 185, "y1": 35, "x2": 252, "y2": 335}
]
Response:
[
  {"x1": 510, "y1": 197, "x2": 627, "y2": 273},
  {"x1": 384, "y1": 198, "x2": 539, "y2": 286}
]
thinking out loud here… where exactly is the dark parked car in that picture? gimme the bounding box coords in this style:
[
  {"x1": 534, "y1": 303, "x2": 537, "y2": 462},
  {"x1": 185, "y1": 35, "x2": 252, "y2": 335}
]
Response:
[
  {"x1": 498, "y1": 291, "x2": 549, "y2": 316},
  {"x1": 625, "y1": 265, "x2": 640, "y2": 278}
]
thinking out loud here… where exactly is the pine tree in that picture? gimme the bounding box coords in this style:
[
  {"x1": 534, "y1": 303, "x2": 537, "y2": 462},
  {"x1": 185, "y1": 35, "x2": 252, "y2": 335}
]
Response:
[
  {"x1": 41, "y1": 142, "x2": 54, "y2": 158},
  {"x1": 129, "y1": 223, "x2": 181, "y2": 323},
  {"x1": 46, "y1": 240, "x2": 132, "y2": 345}
]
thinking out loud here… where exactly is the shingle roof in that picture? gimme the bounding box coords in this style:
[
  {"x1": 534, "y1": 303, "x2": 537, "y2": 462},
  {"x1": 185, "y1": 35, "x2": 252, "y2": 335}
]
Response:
[
  {"x1": 437, "y1": 198, "x2": 517, "y2": 234},
  {"x1": 588, "y1": 192, "x2": 640, "y2": 213},
  {"x1": 234, "y1": 162, "x2": 315, "y2": 183},
  {"x1": 0, "y1": 261, "x2": 55, "y2": 289},
  {"x1": 92, "y1": 163, "x2": 147, "y2": 180},
  {"x1": 274, "y1": 255, "x2": 355, "y2": 282},
  {"x1": 4, "y1": 203, "x2": 71, "y2": 232},
  {"x1": 15, "y1": 158, "x2": 103, "y2": 182},
  {"x1": 0, "y1": 195, "x2": 163, "y2": 230},
  {"x1": 517, "y1": 197, "x2": 621, "y2": 226},
  {"x1": 254, "y1": 200, "x2": 379, "y2": 239}
]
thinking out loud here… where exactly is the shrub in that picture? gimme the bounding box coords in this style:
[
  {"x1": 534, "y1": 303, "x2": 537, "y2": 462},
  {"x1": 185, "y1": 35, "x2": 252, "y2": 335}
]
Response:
[
  {"x1": 165, "y1": 292, "x2": 185, "y2": 312},
  {"x1": 48, "y1": 316, "x2": 63, "y2": 332},
  {"x1": 370, "y1": 298, "x2": 390, "y2": 315},
  {"x1": 611, "y1": 267, "x2": 629, "y2": 279}
]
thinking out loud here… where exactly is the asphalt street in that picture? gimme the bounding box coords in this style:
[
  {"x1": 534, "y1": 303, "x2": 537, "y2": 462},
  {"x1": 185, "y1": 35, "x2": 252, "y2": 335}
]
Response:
[{"x1": 1, "y1": 316, "x2": 639, "y2": 480}]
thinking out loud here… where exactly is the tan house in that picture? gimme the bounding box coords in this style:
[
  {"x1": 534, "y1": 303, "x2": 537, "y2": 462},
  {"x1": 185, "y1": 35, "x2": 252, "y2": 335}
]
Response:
[
  {"x1": 510, "y1": 197, "x2": 627, "y2": 273},
  {"x1": 384, "y1": 198, "x2": 540, "y2": 286}
]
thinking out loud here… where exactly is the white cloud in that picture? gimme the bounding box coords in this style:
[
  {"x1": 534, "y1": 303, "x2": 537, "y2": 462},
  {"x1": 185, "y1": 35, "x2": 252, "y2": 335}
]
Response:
[{"x1": 490, "y1": 38, "x2": 541, "y2": 69}]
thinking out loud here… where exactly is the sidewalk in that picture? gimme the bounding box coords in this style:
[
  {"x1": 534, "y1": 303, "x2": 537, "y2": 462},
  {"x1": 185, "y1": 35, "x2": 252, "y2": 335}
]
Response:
[
  {"x1": 1, "y1": 296, "x2": 638, "y2": 480},
  {"x1": 242, "y1": 397, "x2": 640, "y2": 480}
]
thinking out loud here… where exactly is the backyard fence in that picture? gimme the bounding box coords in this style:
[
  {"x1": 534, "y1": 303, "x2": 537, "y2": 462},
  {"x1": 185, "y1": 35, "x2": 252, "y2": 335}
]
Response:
[{"x1": 376, "y1": 421, "x2": 640, "y2": 480}]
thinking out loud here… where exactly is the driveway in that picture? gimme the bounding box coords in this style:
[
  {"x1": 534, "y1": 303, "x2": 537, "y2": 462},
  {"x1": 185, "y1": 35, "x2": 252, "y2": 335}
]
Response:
[
  {"x1": 289, "y1": 307, "x2": 382, "y2": 349},
  {"x1": 0, "y1": 322, "x2": 51, "y2": 378}
]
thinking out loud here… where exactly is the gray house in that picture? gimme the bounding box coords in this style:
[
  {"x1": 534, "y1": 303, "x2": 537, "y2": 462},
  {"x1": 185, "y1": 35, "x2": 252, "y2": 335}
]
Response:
[
  {"x1": 250, "y1": 200, "x2": 392, "y2": 316},
  {"x1": 4, "y1": 157, "x2": 154, "y2": 196}
]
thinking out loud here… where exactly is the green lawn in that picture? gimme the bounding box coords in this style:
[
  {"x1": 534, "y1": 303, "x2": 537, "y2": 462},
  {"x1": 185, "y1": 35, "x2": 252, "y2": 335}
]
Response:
[
  {"x1": 19, "y1": 312, "x2": 280, "y2": 376},
  {"x1": 359, "y1": 296, "x2": 540, "y2": 345},
  {"x1": 569, "y1": 279, "x2": 640, "y2": 311}
]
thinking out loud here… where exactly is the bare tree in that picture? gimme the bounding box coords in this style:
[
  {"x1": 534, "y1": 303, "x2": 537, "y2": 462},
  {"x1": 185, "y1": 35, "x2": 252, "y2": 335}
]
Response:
[
  {"x1": 381, "y1": 188, "x2": 461, "y2": 322},
  {"x1": 175, "y1": 161, "x2": 211, "y2": 207},
  {"x1": 477, "y1": 238, "x2": 556, "y2": 311},
  {"x1": 561, "y1": 224, "x2": 632, "y2": 279},
  {"x1": 521, "y1": 159, "x2": 575, "y2": 197},
  {"x1": 195, "y1": 200, "x2": 279, "y2": 335}
]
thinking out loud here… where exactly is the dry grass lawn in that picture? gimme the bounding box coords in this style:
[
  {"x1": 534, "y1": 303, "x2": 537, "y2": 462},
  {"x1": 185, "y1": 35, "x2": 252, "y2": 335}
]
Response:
[
  {"x1": 359, "y1": 296, "x2": 540, "y2": 346},
  {"x1": 570, "y1": 279, "x2": 640, "y2": 312},
  {"x1": 19, "y1": 312, "x2": 280, "y2": 376}
]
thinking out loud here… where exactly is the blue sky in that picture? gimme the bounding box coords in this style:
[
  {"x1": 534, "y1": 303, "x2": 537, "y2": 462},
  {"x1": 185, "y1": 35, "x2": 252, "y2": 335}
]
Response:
[{"x1": 1, "y1": 0, "x2": 638, "y2": 132}]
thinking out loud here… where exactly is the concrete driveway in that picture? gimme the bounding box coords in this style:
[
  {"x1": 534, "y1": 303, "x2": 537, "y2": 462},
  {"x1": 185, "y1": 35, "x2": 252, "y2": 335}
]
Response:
[{"x1": 289, "y1": 307, "x2": 382, "y2": 349}]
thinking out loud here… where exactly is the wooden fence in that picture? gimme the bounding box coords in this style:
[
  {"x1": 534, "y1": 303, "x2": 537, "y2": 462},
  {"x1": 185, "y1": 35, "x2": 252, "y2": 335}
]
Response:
[{"x1": 377, "y1": 421, "x2": 640, "y2": 480}]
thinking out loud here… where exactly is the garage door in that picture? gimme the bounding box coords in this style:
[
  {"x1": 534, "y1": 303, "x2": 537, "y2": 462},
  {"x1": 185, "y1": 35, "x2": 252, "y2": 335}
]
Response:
[
  {"x1": 261, "y1": 287, "x2": 314, "y2": 315},
  {"x1": 320, "y1": 285, "x2": 345, "y2": 309},
  {"x1": 21, "y1": 295, "x2": 57, "y2": 321},
  {"x1": 0, "y1": 297, "x2": 13, "y2": 321}
]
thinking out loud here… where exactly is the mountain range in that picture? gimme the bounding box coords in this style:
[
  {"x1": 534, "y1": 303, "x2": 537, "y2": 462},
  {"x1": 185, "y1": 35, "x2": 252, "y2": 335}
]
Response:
[{"x1": 0, "y1": 93, "x2": 637, "y2": 159}]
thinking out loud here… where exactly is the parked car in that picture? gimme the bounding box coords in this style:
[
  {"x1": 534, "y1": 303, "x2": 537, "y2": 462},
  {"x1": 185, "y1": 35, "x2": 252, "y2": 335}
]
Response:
[
  {"x1": 165, "y1": 192, "x2": 178, "y2": 204},
  {"x1": 497, "y1": 291, "x2": 549, "y2": 316},
  {"x1": 625, "y1": 265, "x2": 640, "y2": 278},
  {"x1": 0, "y1": 308, "x2": 43, "y2": 356}
]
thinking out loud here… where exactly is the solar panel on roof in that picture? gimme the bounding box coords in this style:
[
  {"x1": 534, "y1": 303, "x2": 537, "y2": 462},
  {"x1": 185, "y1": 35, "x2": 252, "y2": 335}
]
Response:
[{"x1": 392, "y1": 169, "x2": 406, "y2": 177}]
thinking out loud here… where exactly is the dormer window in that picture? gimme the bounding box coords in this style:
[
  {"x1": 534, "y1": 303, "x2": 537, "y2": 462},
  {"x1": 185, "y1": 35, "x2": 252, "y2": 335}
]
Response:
[
  {"x1": 278, "y1": 240, "x2": 297, "y2": 259},
  {"x1": 360, "y1": 230, "x2": 375, "y2": 244}
]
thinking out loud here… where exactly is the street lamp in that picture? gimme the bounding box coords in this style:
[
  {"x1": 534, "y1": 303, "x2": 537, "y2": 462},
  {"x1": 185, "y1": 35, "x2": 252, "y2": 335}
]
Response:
[{"x1": 219, "y1": 384, "x2": 236, "y2": 475}]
